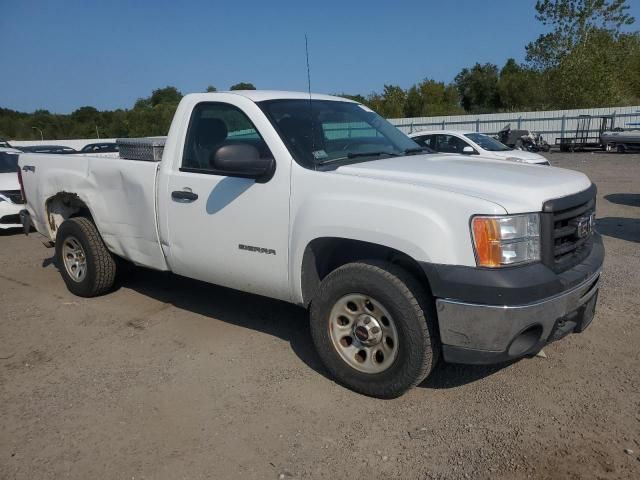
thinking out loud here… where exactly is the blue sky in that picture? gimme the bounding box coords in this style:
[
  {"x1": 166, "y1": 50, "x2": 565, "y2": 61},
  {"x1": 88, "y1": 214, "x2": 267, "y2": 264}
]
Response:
[{"x1": 1, "y1": 0, "x2": 638, "y2": 113}]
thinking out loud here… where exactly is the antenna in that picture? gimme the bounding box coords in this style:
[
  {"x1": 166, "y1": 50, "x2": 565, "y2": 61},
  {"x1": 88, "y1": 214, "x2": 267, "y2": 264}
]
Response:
[
  {"x1": 305, "y1": 34, "x2": 312, "y2": 98},
  {"x1": 305, "y1": 34, "x2": 316, "y2": 168}
]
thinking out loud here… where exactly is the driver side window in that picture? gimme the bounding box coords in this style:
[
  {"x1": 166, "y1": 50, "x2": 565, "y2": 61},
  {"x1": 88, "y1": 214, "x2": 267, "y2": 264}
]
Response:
[
  {"x1": 182, "y1": 103, "x2": 272, "y2": 171},
  {"x1": 412, "y1": 135, "x2": 435, "y2": 149},
  {"x1": 436, "y1": 134, "x2": 468, "y2": 154}
]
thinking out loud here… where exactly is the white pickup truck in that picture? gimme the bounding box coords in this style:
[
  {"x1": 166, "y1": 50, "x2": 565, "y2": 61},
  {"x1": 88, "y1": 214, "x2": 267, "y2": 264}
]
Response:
[{"x1": 18, "y1": 91, "x2": 604, "y2": 398}]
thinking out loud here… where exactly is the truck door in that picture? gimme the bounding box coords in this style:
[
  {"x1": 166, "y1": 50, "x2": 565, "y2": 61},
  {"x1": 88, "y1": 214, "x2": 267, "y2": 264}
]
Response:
[{"x1": 159, "y1": 101, "x2": 291, "y2": 302}]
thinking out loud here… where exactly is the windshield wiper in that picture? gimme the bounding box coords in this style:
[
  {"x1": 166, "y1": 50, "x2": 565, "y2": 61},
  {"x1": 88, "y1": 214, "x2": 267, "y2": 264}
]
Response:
[
  {"x1": 347, "y1": 151, "x2": 396, "y2": 159},
  {"x1": 316, "y1": 151, "x2": 396, "y2": 165}
]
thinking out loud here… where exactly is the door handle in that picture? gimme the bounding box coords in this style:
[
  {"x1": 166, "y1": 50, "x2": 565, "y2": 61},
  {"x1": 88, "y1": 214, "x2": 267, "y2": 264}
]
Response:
[{"x1": 171, "y1": 190, "x2": 199, "y2": 202}]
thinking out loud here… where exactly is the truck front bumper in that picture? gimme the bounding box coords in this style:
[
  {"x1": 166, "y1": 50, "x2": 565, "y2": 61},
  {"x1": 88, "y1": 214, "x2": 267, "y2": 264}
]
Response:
[
  {"x1": 422, "y1": 234, "x2": 604, "y2": 364},
  {"x1": 0, "y1": 201, "x2": 23, "y2": 230},
  {"x1": 437, "y1": 269, "x2": 600, "y2": 364}
]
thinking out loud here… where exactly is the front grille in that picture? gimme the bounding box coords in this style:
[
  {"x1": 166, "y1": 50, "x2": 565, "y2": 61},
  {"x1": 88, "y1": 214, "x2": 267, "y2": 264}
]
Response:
[
  {"x1": 0, "y1": 190, "x2": 25, "y2": 204},
  {"x1": 541, "y1": 185, "x2": 597, "y2": 272}
]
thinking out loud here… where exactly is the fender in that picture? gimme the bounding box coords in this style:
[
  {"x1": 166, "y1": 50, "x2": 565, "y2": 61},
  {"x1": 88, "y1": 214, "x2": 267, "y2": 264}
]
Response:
[{"x1": 288, "y1": 169, "x2": 507, "y2": 304}]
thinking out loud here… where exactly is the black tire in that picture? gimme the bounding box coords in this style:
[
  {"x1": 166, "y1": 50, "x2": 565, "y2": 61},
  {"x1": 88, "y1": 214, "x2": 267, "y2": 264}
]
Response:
[
  {"x1": 310, "y1": 260, "x2": 439, "y2": 398},
  {"x1": 55, "y1": 217, "x2": 117, "y2": 297}
]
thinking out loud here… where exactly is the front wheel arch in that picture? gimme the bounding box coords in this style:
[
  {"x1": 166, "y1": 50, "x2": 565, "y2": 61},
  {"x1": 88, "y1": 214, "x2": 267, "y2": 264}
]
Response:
[{"x1": 300, "y1": 237, "x2": 432, "y2": 308}]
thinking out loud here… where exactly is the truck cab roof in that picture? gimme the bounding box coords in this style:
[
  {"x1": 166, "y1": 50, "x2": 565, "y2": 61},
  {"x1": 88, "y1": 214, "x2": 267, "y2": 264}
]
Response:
[{"x1": 192, "y1": 90, "x2": 357, "y2": 103}]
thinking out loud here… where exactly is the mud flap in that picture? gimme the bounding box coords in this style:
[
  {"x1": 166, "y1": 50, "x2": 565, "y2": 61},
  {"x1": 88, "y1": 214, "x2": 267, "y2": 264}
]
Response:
[{"x1": 19, "y1": 209, "x2": 31, "y2": 236}]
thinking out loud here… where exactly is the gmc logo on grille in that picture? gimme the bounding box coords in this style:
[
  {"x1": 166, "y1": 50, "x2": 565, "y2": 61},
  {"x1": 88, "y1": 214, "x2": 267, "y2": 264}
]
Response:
[{"x1": 576, "y1": 213, "x2": 595, "y2": 238}]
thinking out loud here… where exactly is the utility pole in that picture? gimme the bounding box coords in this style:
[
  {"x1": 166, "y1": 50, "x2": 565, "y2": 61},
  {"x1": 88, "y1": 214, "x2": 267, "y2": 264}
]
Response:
[{"x1": 31, "y1": 127, "x2": 44, "y2": 141}]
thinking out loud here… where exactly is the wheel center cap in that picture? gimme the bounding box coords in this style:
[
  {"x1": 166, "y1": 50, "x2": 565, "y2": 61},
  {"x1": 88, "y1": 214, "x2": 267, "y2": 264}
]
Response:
[
  {"x1": 354, "y1": 326, "x2": 369, "y2": 342},
  {"x1": 353, "y1": 314, "x2": 383, "y2": 346}
]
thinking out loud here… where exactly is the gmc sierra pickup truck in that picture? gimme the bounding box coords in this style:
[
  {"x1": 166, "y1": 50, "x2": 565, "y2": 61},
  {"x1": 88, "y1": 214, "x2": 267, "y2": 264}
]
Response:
[{"x1": 18, "y1": 91, "x2": 603, "y2": 398}]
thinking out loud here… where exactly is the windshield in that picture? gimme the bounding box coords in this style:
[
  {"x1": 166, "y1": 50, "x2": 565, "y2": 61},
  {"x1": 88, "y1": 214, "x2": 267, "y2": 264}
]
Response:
[
  {"x1": 0, "y1": 152, "x2": 19, "y2": 173},
  {"x1": 464, "y1": 133, "x2": 511, "y2": 152},
  {"x1": 259, "y1": 99, "x2": 424, "y2": 168}
]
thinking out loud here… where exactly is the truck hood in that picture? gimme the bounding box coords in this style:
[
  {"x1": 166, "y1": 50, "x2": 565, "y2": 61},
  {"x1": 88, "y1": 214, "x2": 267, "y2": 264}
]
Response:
[
  {"x1": 0, "y1": 172, "x2": 20, "y2": 191},
  {"x1": 332, "y1": 154, "x2": 591, "y2": 213}
]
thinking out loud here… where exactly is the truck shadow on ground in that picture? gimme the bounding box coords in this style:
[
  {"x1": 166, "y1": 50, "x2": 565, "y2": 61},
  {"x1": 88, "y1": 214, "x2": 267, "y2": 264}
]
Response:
[
  {"x1": 37, "y1": 247, "x2": 521, "y2": 391},
  {"x1": 122, "y1": 267, "x2": 326, "y2": 375},
  {"x1": 0, "y1": 227, "x2": 23, "y2": 237},
  {"x1": 604, "y1": 193, "x2": 640, "y2": 207},
  {"x1": 596, "y1": 217, "x2": 640, "y2": 243},
  {"x1": 112, "y1": 267, "x2": 509, "y2": 390},
  {"x1": 419, "y1": 362, "x2": 512, "y2": 389}
]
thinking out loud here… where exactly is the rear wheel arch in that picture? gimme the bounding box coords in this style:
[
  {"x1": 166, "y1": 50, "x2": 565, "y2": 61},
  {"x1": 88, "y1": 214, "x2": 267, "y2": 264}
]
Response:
[{"x1": 45, "y1": 192, "x2": 95, "y2": 240}]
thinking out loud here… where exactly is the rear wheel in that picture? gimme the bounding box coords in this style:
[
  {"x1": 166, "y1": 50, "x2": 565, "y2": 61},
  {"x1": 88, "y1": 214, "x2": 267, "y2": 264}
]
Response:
[
  {"x1": 55, "y1": 217, "x2": 117, "y2": 297},
  {"x1": 310, "y1": 260, "x2": 439, "y2": 398}
]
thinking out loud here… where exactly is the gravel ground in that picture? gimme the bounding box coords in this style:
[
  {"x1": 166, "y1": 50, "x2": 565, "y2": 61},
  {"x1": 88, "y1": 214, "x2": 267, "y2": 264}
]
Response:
[{"x1": 1, "y1": 152, "x2": 639, "y2": 479}]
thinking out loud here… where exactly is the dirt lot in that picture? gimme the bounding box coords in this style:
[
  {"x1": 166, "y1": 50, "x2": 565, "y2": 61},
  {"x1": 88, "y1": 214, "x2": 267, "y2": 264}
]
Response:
[{"x1": 1, "y1": 152, "x2": 639, "y2": 479}]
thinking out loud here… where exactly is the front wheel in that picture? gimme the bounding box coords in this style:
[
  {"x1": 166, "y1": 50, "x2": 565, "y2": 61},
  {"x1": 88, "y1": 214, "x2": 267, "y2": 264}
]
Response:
[
  {"x1": 310, "y1": 260, "x2": 439, "y2": 398},
  {"x1": 55, "y1": 217, "x2": 117, "y2": 297}
]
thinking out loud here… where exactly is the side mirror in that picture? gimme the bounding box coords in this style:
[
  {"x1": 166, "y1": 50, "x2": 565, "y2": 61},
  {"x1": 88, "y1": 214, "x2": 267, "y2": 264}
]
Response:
[
  {"x1": 210, "y1": 144, "x2": 275, "y2": 183},
  {"x1": 462, "y1": 146, "x2": 475, "y2": 155}
]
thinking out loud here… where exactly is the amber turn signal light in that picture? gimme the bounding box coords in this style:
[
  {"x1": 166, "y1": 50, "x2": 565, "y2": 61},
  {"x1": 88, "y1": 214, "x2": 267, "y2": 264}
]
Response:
[{"x1": 472, "y1": 217, "x2": 502, "y2": 267}]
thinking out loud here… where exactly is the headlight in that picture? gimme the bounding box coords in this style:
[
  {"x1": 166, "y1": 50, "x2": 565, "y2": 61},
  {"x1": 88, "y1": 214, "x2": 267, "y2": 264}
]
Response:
[
  {"x1": 506, "y1": 156, "x2": 527, "y2": 163},
  {"x1": 471, "y1": 213, "x2": 540, "y2": 267}
]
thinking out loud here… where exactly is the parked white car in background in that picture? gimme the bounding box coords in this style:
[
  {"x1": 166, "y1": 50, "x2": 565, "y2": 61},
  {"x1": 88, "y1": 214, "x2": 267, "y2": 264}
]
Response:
[
  {"x1": 0, "y1": 147, "x2": 25, "y2": 229},
  {"x1": 409, "y1": 130, "x2": 550, "y2": 165}
]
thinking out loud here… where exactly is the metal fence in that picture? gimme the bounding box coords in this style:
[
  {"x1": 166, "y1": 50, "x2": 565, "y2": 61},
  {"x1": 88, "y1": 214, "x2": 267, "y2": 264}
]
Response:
[
  {"x1": 389, "y1": 105, "x2": 640, "y2": 143},
  {"x1": 9, "y1": 105, "x2": 640, "y2": 150}
]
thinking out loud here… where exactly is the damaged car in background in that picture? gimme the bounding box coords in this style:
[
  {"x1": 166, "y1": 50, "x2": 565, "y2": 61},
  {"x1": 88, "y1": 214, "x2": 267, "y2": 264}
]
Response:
[{"x1": 0, "y1": 147, "x2": 26, "y2": 229}]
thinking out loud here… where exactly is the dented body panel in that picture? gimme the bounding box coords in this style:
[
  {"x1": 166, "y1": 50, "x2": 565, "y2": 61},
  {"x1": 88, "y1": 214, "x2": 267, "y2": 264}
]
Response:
[{"x1": 19, "y1": 154, "x2": 167, "y2": 271}]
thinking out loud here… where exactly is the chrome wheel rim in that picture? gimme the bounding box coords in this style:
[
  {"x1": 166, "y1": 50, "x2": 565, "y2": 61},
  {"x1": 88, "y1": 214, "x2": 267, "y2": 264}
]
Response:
[
  {"x1": 62, "y1": 236, "x2": 87, "y2": 282},
  {"x1": 328, "y1": 293, "x2": 399, "y2": 374}
]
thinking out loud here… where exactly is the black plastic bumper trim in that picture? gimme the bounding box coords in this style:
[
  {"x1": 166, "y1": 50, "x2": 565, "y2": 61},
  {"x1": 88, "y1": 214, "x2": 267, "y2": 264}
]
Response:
[
  {"x1": 420, "y1": 233, "x2": 604, "y2": 306},
  {"x1": 442, "y1": 344, "x2": 543, "y2": 365}
]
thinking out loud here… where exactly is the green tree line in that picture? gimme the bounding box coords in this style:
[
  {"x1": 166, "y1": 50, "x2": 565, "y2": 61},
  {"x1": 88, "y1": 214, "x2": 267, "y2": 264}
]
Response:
[
  {"x1": 1, "y1": 1, "x2": 638, "y2": 140},
  {"x1": 348, "y1": 0, "x2": 639, "y2": 117}
]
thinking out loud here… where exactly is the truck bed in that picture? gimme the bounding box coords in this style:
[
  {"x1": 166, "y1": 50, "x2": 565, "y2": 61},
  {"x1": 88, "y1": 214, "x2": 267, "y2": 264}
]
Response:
[{"x1": 19, "y1": 153, "x2": 167, "y2": 270}]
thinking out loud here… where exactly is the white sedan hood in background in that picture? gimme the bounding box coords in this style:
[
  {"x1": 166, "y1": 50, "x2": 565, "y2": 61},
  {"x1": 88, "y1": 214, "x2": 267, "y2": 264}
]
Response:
[
  {"x1": 333, "y1": 154, "x2": 591, "y2": 214},
  {"x1": 0, "y1": 172, "x2": 20, "y2": 191},
  {"x1": 490, "y1": 149, "x2": 547, "y2": 163}
]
